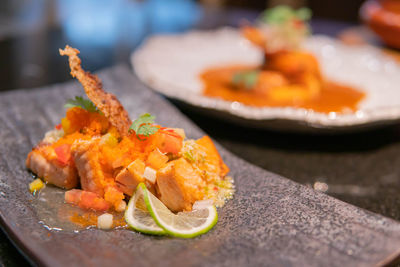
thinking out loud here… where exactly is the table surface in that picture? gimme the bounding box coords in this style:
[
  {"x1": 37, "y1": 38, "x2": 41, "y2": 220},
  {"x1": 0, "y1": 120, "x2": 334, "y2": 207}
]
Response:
[{"x1": 1, "y1": 6, "x2": 400, "y2": 266}]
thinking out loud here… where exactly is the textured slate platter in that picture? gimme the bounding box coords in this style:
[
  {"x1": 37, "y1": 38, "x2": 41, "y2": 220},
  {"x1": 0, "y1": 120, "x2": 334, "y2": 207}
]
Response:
[{"x1": 1, "y1": 65, "x2": 400, "y2": 267}]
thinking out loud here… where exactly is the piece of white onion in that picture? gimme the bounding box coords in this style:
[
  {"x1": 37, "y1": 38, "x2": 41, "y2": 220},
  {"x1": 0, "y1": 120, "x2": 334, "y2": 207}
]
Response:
[
  {"x1": 192, "y1": 199, "x2": 214, "y2": 210},
  {"x1": 143, "y1": 166, "x2": 157, "y2": 184},
  {"x1": 97, "y1": 213, "x2": 113, "y2": 230}
]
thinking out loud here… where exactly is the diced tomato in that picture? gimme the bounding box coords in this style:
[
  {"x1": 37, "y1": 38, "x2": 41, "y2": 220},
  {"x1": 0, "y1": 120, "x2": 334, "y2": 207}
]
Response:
[
  {"x1": 55, "y1": 124, "x2": 62, "y2": 130},
  {"x1": 54, "y1": 144, "x2": 71, "y2": 166},
  {"x1": 65, "y1": 189, "x2": 110, "y2": 211},
  {"x1": 65, "y1": 189, "x2": 81, "y2": 204},
  {"x1": 157, "y1": 130, "x2": 183, "y2": 155}
]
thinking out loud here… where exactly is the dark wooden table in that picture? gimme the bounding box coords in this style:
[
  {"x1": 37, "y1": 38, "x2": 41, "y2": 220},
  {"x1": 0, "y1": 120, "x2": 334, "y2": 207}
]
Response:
[{"x1": 1, "y1": 6, "x2": 400, "y2": 266}]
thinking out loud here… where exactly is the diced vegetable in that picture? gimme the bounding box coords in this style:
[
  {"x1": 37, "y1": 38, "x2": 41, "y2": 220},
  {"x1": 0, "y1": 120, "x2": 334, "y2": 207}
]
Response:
[
  {"x1": 170, "y1": 128, "x2": 185, "y2": 139},
  {"x1": 192, "y1": 199, "x2": 214, "y2": 210},
  {"x1": 143, "y1": 166, "x2": 157, "y2": 184},
  {"x1": 43, "y1": 129, "x2": 64, "y2": 144},
  {"x1": 65, "y1": 189, "x2": 110, "y2": 211},
  {"x1": 29, "y1": 178, "x2": 45, "y2": 193},
  {"x1": 100, "y1": 133, "x2": 118, "y2": 147},
  {"x1": 97, "y1": 213, "x2": 113, "y2": 230},
  {"x1": 146, "y1": 149, "x2": 168, "y2": 170},
  {"x1": 61, "y1": 117, "x2": 71, "y2": 134},
  {"x1": 157, "y1": 130, "x2": 183, "y2": 155},
  {"x1": 54, "y1": 144, "x2": 71, "y2": 166}
]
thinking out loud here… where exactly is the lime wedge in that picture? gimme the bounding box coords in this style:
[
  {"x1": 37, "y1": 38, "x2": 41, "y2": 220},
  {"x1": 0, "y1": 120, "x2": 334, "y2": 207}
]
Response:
[
  {"x1": 124, "y1": 184, "x2": 166, "y2": 235},
  {"x1": 140, "y1": 183, "x2": 218, "y2": 238}
]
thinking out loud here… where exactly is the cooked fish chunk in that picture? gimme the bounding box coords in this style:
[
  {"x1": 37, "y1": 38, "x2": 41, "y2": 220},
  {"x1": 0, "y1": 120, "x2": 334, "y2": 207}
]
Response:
[
  {"x1": 196, "y1": 136, "x2": 229, "y2": 178},
  {"x1": 26, "y1": 150, "x2": 78, "y2": 189},
  {"x1": 156, "y1": 158, "x2": 205, "y2": 212},
  {"x1": 115, "y1": 159, "x2": 145, "y2": 196},
  {"x1": 72, "y1": 140, "x2": 106, "y2": 196}
]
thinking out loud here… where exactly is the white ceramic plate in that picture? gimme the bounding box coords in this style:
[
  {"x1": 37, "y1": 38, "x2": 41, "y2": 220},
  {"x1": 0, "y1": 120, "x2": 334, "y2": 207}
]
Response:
[{"x1": 132, "y1": 27, "x2": 400, "y2": 133}]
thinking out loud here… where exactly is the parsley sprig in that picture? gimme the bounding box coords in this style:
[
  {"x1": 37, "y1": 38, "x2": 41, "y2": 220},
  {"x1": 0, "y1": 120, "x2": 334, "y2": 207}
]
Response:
[
  {"x1": 64, "y1": 96, "x2": 99, "y2": 113},
  {"x1": 129, "y1": 113, "x2": 159, "y2": 139},
  {"x1": 232, "y1": 71, "x2": 259, "y2": 89}
]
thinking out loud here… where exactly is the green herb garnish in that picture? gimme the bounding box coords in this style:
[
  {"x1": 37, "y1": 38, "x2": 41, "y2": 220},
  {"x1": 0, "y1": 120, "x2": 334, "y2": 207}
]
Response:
[
  {"x1": 64, "y1": 96, "x2": 99, "y2": 113},
  {"x1": 232, "y1": 71, "x2": 259, "y2": 89},
  {"x1": 129, "y1": 113, "x2": 159, "y2": 139},
  {"x1": 183, "y1": 151, "x2": 195, "y2": 163},
  {"x1": 259, "y1": 5, "x2": 312, "y2": 25}
]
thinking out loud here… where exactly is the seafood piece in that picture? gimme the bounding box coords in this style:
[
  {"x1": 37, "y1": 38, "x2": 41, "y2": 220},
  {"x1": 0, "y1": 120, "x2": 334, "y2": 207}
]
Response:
[
  {"x1": 26, "y1": 147, "x2": 78, "y2": 189},
  {"x1": 195, "y1": 136, "x2": 229, "y2": 178},
  {"x1": 248, "y1": 71, "x2": 289, "y2": 96},
  {"x1": 146, "y1": 149, "x2": 169, "y2": 170},
  {"x1": 115, "y1": 159, "x2": 146, "y2": 196},
  {"x1": 265, "y1": 51, "x2": 321, "y2": 79},
  {"x1": 59, "y1": 45, "x2": 131, "y2": 136},
  {"x1": 71, "y1": 140, "x2": 107, "y2": 196},
  {"x1": 156, "y1": 158, "x2": 206, "y2": 212}
]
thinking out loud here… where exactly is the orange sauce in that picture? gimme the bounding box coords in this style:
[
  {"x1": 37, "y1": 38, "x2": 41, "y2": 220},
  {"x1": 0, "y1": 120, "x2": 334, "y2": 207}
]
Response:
[
  {"x1": 69, "y1": 211, "x2": 127, "y2": 229},
  {"x1": 201, "y1": 65, "x2": 365, "y2": 113}
]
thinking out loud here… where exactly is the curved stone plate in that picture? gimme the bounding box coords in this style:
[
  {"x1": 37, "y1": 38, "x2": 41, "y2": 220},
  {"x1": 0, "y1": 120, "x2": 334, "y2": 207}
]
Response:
[
  {"x1": 1, "y1": 66, "x2": 400, "y2": 266},
  {"x1": 132, "y1": 28, "x2": 400, "y2": 133}
]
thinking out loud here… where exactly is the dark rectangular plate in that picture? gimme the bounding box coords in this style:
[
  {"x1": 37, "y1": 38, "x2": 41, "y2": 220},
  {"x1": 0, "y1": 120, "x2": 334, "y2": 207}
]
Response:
[{"x1": 1, "y1": 65, "x2": 400, "y2": 266}]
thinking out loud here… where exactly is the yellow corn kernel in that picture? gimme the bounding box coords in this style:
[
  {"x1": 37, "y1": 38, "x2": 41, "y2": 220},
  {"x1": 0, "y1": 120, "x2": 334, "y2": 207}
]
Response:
[
  {"x1": 61, "y1": 117, "x2": 71, "y2": 134},
  {"x1": 29, "y1": 178, "x2": 45, "y2": 193}
]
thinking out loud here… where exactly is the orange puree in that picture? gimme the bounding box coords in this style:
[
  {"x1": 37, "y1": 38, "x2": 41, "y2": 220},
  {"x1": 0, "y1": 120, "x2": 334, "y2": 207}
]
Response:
[{"x1": 201, "y1": 65, "x2": 365, "y2": 113}]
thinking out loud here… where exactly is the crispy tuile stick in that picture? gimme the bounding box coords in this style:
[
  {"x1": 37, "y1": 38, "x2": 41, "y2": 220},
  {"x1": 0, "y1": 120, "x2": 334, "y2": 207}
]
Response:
[{"x1": 59, "y1": 45, "x2": 131, "y2": 136}]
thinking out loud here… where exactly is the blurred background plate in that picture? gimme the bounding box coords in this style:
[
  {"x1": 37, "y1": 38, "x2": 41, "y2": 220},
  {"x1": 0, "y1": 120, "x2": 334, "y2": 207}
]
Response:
[{"x1": 132, "y1": 27, "x2": 400, "y2": 133}]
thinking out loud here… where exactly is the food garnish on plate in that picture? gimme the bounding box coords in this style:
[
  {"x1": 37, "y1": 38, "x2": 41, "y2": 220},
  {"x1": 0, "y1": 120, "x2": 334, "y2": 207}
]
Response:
[
  {"x1": 26, "y1": 45, "x2": 234, "y2": 237},
  {"x1": 201, "y1": 6, "x2": 365, "y2": 113}
]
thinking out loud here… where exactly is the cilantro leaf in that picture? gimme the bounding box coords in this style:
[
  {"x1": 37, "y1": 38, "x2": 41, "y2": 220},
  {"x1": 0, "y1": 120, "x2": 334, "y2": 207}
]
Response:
[
  {"x1": 129, "y1": 113, "x2": 159, "y2": 139},
  {"x1": 64, "y1": 96, "x2": 99, "y2": 112},
  {"x1": 232, "y1": 71, "x2": 259, "y2": 89},
  {"x1": 259, "y1": 5, "x2": 312, "y2": 25}
]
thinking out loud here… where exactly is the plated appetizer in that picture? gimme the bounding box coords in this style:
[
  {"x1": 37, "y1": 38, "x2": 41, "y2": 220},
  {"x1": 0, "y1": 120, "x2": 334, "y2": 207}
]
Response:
[
  {"x1": 26, "y1": 46, "x2": 234, "y2": 237},
  {"x1": 201, "y1": 6, "x2": 365, "y2": 113}
]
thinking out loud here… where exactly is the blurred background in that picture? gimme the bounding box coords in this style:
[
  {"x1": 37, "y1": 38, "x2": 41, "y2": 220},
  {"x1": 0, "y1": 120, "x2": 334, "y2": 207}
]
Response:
[{"x1": 0, "y1": 0, "x2": 376, "y2": 91}]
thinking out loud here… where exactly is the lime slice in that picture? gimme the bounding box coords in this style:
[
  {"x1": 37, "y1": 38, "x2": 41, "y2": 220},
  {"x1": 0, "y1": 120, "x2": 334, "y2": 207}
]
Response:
[
  {"x1": 140, "y1": 183, "x2": 218, "y2": 238},
  {"x1": 125, "y1": 184, "x2": 166, "y2": 235}
]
